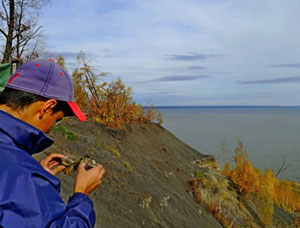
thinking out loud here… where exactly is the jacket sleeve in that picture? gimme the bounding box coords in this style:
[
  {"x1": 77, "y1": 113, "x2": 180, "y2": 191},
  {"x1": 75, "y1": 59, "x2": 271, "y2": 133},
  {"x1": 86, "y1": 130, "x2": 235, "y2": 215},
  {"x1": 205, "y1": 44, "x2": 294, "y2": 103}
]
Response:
[
  {"x1": 48, "y1": 193, "x2": 96, "y2": 228},
  {"x1": 33, "y1": 170, "x2": 95, "y2": 228},
  {"x1": 31, "y1": 172, "x2": 96, "y2": 228},
  {"x1": 0, "y1": 169, "x2": 96, "y2": 228}
]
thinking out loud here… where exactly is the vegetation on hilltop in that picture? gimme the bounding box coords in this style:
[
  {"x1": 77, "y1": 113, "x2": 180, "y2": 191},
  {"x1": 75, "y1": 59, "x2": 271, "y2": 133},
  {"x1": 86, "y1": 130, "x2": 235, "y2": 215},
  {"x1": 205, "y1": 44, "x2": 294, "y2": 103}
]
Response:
[{"x1": 57, "y1": 53, "x2": 162, "y2": 129}]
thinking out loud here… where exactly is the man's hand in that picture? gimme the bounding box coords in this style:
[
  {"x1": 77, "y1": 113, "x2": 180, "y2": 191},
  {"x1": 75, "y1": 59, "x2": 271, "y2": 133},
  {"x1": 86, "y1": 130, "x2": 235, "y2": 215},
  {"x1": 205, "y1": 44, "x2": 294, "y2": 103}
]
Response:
[
  {"x1": 40, "y1": 153, "x2": 66, "y2": 176},
  {"x1": 74, "y1": 163, "x2": 105, "y2": 195}
]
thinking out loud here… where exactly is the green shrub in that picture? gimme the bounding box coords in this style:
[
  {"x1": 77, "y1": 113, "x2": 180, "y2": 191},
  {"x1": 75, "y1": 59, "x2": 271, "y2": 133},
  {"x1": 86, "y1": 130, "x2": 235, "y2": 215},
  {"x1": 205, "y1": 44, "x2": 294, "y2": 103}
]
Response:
[
  {"x1": 94, "y1": 136, "x2": 102, "y2": 148},
  {"x1": 51, "y1": 125, "x2": 78, "y2": 141},
  {"x1": 108, "y1": 145, "x2": 121, "y2": 158},
  {"x1": 157, "y1": 112, "x2": 163, "y2": 125},
  {"x1": 122, "y1": 160, "x2": 133, "y2": 172}
]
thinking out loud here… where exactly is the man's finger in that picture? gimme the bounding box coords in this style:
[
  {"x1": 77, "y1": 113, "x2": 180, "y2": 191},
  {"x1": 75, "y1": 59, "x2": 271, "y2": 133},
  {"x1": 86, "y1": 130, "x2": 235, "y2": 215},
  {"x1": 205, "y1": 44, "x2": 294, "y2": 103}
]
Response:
[
  {"x1": 52, "y1": 166, "x2": 66, "y2": 175},
  {"x1": 43, "y1": 153, "x2": 65, "y2": 163},
  {"x1": 48, "y1": 161, "x2": 59, "y2": 169},
  {"x1": 95, "y1": 164, "x2": 103, "y2": 171},
  {"x1": 99, "y1": 169, "x2": 105, "y2": 178},
  {"x1": 78, "y1": 162, "x2": 86, "y2": 171},
  {"x1": 49, "y1": 160, "x2": 57, "y2": 165}
]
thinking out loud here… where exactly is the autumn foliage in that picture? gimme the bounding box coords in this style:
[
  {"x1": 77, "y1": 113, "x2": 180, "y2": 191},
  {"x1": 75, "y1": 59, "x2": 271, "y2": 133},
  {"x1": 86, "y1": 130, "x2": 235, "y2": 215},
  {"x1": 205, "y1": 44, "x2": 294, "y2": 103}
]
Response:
[
  {"x1": 222, "y1": 139, "x2": 300, "y2": 226},
  {"x1": 275, "y1": 181, "x2": 300, "y2": 213},
  {"x1": 58, "y1": 53, "x2": 160, "y2": 129}
]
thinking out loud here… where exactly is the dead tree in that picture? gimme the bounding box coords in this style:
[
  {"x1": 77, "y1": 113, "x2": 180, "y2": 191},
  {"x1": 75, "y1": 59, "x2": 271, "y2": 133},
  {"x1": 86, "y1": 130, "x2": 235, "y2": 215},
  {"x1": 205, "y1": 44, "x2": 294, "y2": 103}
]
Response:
[
  {"x1": 0, "y1": 0, "x2": 48, "y2": 63},
  {"x1": 0, "y1": 0, "x2": 15, "y2": 63}
]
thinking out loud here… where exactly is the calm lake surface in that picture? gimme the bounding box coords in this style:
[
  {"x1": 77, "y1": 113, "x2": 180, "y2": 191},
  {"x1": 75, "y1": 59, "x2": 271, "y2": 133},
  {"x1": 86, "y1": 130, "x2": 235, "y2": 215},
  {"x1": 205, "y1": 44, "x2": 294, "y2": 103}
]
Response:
[{"x1": 158, "y1": 107, "x2": 300, "y2": 182}]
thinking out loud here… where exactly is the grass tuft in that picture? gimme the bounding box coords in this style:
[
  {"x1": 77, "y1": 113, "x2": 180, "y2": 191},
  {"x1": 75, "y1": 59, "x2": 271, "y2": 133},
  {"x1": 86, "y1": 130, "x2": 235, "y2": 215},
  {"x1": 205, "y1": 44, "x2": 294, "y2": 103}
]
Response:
[
  {"x1": 122, "y1": 160, "x2": 133, "y2": 172},
  {"x1": 52, "y1": 125, "x2": 78, "y2": 141}
]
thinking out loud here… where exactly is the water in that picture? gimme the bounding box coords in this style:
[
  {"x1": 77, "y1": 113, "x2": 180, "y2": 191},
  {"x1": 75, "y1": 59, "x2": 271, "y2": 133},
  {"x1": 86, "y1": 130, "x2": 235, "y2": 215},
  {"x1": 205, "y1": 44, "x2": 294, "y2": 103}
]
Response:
[{"x1": 158, "y1": 107, "x2": 300, "y2": 182}]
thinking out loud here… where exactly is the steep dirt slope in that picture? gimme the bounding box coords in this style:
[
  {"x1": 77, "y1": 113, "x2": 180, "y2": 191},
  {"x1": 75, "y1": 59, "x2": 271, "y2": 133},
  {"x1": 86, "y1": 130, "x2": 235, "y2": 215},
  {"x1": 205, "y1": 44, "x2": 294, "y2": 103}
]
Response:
[
  {"x1": 35, "y1": 118, "x2": 222, "y2": 228},
  {"x1": 34, "y1": 118, "x2": 299, "y2": 228}
]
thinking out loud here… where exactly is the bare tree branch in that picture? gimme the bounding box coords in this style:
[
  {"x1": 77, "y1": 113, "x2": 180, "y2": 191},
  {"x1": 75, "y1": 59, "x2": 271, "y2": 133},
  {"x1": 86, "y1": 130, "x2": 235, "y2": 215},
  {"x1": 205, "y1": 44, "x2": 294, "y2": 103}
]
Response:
[
  {"x1": 275, "y1": 158, "x2": 292, "y2": 177},
  {"x1": 0, "y1": 28, "x2": 7, "y2": 37},
  {"x1": 27, "y1": 36, "x2": 38, "y2": 60},
  {"x1": 1, "y1": 0, "x2": 9, "y2": 24},
  {"x1": 2, "y1": 0, "x2": 15, "y2": 63},
  {"x1": 19, "y1": 26, "x2": 42, "y2": 56},
  {"x1": 18, "y1": 25, "x2": 42, "y2": 46},
  {"x1": 13, "y1": 0, "x2": 25, "y2": 41},
  {"x1": 0, "y1": 11, "x2": 6, "y2": 20},
  {"x1": 1, "y1": 0, "x2": 48, "y2": 62}
]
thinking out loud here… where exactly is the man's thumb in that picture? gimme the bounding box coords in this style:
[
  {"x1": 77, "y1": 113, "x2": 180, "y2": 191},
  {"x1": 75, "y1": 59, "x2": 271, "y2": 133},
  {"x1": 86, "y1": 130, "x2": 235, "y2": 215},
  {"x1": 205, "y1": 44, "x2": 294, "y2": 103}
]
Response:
[{"x1": 78, "y1": 162, "x2": 86, "y2": 171}]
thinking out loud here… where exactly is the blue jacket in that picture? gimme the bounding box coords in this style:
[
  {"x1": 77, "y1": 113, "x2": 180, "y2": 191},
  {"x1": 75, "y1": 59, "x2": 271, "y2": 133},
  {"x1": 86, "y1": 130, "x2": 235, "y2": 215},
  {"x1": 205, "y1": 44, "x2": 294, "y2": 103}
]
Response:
[{"x1": 0, "y1": 110, "x2": 95, "y2": 227}]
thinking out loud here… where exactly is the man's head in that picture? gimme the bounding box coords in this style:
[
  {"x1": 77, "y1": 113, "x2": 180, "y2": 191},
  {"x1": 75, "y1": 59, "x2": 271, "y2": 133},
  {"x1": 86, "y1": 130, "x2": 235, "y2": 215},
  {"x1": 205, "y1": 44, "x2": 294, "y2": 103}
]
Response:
[{"x1": 0, "y1": 59, "x2": 86, "y2": 133}]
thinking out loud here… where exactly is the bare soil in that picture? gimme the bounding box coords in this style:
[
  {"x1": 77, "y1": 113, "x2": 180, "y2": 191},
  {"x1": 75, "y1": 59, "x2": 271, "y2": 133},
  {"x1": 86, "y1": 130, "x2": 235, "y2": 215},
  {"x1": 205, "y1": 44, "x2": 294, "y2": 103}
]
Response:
[
  {"x1": 34, "y1": 118, "x2": 222, "y2": 228},
  {"x1": 34, "y1": 118, "x2": 299, "y2": 228}
]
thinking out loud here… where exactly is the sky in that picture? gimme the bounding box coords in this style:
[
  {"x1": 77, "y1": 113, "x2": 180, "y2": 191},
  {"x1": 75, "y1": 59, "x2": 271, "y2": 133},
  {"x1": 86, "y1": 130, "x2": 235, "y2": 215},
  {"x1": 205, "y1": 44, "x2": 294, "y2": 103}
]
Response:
[{"x1": 39, "y1": 0, "x2": 300, "y2": 106}]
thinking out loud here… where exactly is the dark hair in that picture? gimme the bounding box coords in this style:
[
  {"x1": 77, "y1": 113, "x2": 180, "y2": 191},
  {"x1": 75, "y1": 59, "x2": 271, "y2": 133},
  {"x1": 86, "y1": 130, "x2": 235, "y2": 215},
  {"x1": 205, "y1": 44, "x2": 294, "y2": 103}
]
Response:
[{"x1": 0, "y1": 87, "x2": 73, "y2": 116}]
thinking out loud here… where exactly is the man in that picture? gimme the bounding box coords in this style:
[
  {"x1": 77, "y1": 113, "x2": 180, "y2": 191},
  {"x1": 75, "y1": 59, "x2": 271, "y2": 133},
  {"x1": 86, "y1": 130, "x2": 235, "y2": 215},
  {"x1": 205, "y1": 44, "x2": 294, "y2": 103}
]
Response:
[{"x1": 0, "y1": 59, "x2": 105, "y2": 227}]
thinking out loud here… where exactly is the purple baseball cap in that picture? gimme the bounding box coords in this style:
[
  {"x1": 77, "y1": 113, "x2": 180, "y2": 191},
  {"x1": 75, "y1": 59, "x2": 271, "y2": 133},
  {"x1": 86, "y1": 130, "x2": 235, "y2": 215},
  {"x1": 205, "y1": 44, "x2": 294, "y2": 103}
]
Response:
[{"x1": 5, "y1": 59, "x2": 86, "y2": 121}]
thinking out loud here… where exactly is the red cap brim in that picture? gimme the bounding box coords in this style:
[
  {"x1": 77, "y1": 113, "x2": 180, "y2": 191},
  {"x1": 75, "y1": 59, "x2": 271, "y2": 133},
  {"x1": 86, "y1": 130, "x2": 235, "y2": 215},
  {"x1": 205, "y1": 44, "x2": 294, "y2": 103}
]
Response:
[{"x1": 67, "y1": 102, "x2": 86, "y2": 122}]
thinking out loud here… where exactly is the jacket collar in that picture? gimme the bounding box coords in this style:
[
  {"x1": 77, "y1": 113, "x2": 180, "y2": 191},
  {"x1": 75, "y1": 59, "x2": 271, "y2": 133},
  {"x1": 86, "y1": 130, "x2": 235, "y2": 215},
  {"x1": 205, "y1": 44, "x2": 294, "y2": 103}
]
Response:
[{"x1": 0, "y1": 110, "x2": 53, "y2": 154}]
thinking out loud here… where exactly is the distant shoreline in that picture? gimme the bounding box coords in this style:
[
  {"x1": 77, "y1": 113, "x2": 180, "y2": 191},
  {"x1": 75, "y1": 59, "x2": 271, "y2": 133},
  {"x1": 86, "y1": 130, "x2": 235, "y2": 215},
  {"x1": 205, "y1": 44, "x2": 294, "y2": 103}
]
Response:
[{"x1": 143, "y1": 105, "x2": 300, "y2": 109}]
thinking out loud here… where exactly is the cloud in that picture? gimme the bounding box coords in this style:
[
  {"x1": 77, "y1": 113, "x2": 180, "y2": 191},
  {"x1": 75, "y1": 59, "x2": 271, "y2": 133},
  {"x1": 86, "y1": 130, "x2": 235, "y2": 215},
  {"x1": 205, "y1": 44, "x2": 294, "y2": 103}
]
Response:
[
  {"x1": 237, "y1": 76, "x2": 300, "y2": 84},
  {"x1": 189, "y1": 66, "x2": 207, "y2": 70},
  {"x1": 39, "y1": 0, "x2": 300, "y2": 105},
  {"x1": 153, "y1": 75, "x2": 211, "y2": 82},
  {"x1": 166, "y1": 52, "x2": 225, "y2": 61},
  {"x1": 268, "y1": 63, "x2": 300, "y2": 68},
  {"x1": 104, "y1": 54, "x2": 119, "y2": 58},
  {"x1": 41, "y1": 51, "x2": 80, "y2": 58},
  {"x1": 132, "y1": 75, "x2": 211, "y2": 84}
]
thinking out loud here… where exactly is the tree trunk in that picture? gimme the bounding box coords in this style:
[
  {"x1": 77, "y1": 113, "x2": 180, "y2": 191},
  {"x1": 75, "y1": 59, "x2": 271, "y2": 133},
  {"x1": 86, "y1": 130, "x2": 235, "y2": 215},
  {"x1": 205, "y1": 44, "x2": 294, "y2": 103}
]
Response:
[
  {"x1": 16, "y1": 0, "x2": 24, "y2": 59},
  {"x1": 2, "y1": 0, "x2": 15, "y2": 64}
]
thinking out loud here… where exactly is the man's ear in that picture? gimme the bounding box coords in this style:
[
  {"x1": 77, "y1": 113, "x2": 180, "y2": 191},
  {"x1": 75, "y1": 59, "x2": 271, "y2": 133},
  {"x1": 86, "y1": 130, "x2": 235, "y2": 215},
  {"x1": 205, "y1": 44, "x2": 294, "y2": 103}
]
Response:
[{"x1": 39, "y1": 99, "x2": 58, "y2": 119}]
